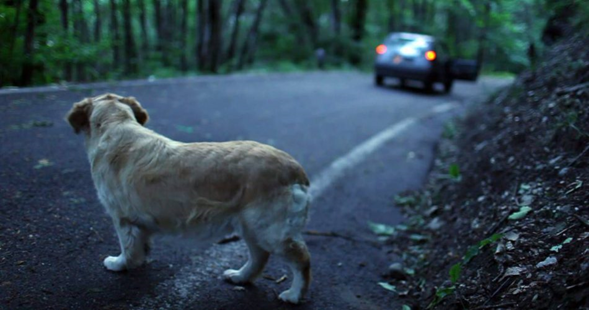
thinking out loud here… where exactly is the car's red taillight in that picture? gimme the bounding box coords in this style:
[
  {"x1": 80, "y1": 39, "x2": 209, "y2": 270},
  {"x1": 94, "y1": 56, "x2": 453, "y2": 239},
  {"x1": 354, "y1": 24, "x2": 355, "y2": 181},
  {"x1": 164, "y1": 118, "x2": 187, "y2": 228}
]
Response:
[
  {"x1": 425, "y1": 50, "x2": 437, "y2": 61},
  {"x1": 376, "y1": 44, "x2": 387, "y2": 55}
]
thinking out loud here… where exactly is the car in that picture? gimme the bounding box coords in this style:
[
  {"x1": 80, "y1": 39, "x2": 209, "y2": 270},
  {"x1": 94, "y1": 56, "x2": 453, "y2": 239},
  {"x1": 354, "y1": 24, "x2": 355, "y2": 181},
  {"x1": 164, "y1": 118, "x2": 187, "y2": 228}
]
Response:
[{"x1": 374, "y1": 32, "x2": 479, "y2": 93}]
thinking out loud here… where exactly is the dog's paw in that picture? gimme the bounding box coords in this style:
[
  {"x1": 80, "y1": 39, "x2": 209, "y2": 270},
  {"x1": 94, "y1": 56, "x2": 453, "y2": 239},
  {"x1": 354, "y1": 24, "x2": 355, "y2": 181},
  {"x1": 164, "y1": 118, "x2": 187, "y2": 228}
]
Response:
[
  {"x1": 223, "y1": 269, "x2": 248, "y2": 284},
  {"x1": 278, "y1": 289, "x2": 302, "y2": 304},
  {"x1": 103, "y1": 255, "x2": 126, "y2": 272}
]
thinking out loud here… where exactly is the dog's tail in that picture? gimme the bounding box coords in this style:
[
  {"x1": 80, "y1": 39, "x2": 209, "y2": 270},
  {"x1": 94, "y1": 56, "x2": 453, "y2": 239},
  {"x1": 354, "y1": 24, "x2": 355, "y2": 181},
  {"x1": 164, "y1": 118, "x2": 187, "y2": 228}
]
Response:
[{"x1": 286, "y1": 184, "x2": 311, "y2": 234}]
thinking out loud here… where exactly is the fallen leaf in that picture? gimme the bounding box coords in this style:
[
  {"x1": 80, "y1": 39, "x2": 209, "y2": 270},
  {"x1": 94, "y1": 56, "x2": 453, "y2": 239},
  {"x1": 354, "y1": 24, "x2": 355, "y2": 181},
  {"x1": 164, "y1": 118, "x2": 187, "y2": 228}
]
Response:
[
  {"x1": 275, "y1": 275, "x2": 288, "y2": 284},
  {"x1": 34, "y1": 159, "x2": 53, "y2": 169},
  {"x1": 377, "y1": 282, "x2": 397, "y2": 292},
  {"x1": 565, "y1": 180, "x2": 582, "y2": 195},
  {"x1": 504, "y1": 231, "x2": 520, "y2": 241},
  {"x1": 367, "y1": 221, "x2": 395, "y2": 236},
  {"x1": 504, "y1": 266, "x2": 525, "y2": 276},
  {"x1": 232, "y1": 286, "x2": 246, "y2": 291},
  {"x1": 175, "y1": 125, "x2": 194, "y2": 133},
  {"x1": 536, "y1": 256, "x2": 557, "y2": 268},
  {"x1": 508, "y1": 206, "x2": 532, "y2": 220},
  {"x1": 402, "y1": 305, "x2": 412, "y2": 310},
  {"x1": 550, "y1": 237, "x2": 573, "y2": 252}
]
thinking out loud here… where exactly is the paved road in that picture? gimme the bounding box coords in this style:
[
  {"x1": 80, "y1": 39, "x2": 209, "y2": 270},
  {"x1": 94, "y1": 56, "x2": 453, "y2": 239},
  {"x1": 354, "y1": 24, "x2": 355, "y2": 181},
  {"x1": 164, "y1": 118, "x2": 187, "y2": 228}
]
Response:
[{"x1": 0, "y1": 72, "x2": 510, "y2": 309}]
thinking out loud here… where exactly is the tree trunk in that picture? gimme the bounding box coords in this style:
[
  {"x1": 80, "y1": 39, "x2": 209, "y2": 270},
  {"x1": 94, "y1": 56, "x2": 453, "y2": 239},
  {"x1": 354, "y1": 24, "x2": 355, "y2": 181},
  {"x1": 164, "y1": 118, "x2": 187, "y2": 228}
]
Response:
[
  {"x1": 294, "y1": 0, "x2": 317, "y2": 48},
  {"x1": 153, "y1": 0, "x2": 163, "y2": 54},
  {"x1": 476, "y1": 0, "x2": 491, "y2": 72},
  {"x1": 73, "y1": 0, "x2": 89, "y2": 81},
  {"x1": 110, "y1": 0, "x2": 121, "y2": 69},
  {"x1": 122, "y1": 0, "x2": 138, "y2": 75},
  {"x1": 225, "y1": 0, "x2": 246, "y2": 66},
  {"x1": 278, "y1": 0, "x2": 308, "y2": 48},
  {"x1": 196, "y1": 0, "x2": 208, "y2": 71},
  {"x1": 59, "y1": 0, "x2": 72, "y2": 81},
  {"x1": 387, "y1": 0, "x2": 396, "y2": 32},
  {"x1": 93, "y1": 0, "x2": 101, "y2": 41},
  {"x1": 20, "y1": 0, "x2": 39, "y2": 86},
  {"x1": 207, "y1": 0, "x2": 222, "y2": 73},
  {"x1": 8, "y1": 0, "x2": 23, "y2": 65},
  {"x1": 351, "y1": 0, "x2": 367, "y2": 42},
  {"x1": 330, "y1": 0, "x2": 341, "y2": 35},
  {"x1": 237, "y1": 0, "x2": 267, "y2": 69},
  {"x1": 350, "y1": 0, "x2": 368, "y2": 65},
  {"x1": 138, "y1": 0, "x2": 149, "y2": 59},
  {"x1": 180, "y1": 0, "x2": 188, "y2": 71}
]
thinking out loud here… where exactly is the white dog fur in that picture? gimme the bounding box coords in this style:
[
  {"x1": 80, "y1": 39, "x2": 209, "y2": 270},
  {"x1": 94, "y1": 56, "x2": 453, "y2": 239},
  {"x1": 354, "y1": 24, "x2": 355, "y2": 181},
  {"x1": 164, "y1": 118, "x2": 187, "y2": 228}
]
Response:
[{"x1": 66, "y1": 93, "x2": 312, "y2": 303}]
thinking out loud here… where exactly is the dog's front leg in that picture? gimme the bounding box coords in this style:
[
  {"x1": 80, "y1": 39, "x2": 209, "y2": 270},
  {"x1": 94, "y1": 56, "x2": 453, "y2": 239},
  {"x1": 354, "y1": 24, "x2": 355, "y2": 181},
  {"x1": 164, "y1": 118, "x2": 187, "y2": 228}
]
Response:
[{"x1": 104, "y1": 218, "x2": 151, "y2": 272}]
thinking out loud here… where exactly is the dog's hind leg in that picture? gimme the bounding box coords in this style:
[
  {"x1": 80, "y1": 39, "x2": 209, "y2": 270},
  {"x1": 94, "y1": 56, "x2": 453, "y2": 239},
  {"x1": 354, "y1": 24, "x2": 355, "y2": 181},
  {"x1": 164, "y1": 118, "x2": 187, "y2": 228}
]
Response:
[
  {"x1": 223, "y1": 232, "x2": 270, "y2": 284},
  {"x1": 277, "y1": 237, "x2": 311, "y2": 303},
  {"x1": 103, "y1": 218, "x2": 151, "y2": 271}
]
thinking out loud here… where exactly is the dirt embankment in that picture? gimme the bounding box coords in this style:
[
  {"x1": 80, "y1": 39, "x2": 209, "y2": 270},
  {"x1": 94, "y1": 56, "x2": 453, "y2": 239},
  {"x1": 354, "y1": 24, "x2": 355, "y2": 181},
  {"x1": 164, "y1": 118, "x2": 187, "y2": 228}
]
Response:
[{"x1": 377, "y1": 34, "x2": 589, "y2": 309}]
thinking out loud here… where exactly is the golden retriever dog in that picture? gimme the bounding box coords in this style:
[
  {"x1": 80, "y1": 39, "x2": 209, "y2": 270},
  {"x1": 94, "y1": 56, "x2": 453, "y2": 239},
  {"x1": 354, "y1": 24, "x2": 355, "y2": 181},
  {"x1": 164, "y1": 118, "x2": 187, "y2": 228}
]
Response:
[{"x1": 66, "y1": 93, "x2": 311, "y2": 303}]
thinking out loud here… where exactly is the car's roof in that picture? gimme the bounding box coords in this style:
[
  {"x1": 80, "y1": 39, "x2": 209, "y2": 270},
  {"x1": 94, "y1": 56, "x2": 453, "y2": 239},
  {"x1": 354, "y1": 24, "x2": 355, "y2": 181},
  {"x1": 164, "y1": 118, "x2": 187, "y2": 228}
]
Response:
[{"x1": 387, "y1": 32, "x2": 435, "y2": 42}]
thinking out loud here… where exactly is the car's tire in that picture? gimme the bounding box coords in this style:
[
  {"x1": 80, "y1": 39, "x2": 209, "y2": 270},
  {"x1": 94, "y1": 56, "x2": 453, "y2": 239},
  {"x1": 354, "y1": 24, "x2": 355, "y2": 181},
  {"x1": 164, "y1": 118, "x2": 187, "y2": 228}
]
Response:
[
  {"x1": 423, "y1": 80, "x2": 434, "y2": 93},
  {"x1": 374, "y1": 75, "x2": 384, "y2": 86},
  {"x1": 443, "y1": 78, "x2": 454, "y2": 93}
]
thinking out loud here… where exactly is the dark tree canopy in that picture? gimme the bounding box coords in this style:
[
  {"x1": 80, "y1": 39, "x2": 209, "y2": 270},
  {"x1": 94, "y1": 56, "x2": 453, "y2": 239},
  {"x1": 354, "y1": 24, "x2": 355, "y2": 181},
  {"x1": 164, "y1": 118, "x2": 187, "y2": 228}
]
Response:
[{"x1": 0, "y1": 0, "x2": 585, "y2": 87}]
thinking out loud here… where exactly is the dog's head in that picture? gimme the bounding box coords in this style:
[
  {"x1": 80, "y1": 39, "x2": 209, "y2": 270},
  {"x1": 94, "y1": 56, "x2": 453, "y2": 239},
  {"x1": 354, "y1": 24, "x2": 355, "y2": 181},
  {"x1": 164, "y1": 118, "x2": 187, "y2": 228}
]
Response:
[{"x1": 66, "y1": 93, "x2": 149, "y2": 134}]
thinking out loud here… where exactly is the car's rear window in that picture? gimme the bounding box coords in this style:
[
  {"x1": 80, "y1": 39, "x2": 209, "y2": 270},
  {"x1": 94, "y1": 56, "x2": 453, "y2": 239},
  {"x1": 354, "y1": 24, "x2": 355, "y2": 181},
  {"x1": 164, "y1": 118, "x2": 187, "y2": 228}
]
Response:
[{"x1": 385, "y1": 37, "x2": 431, "y2": 56}]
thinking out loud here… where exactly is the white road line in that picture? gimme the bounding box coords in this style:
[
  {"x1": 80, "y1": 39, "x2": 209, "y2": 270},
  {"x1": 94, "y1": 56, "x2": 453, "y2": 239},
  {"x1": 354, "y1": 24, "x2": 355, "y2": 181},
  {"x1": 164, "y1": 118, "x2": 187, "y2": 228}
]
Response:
[
  {"x1": 136, "y1": 102, "x2": 457, "y2": 308},
  {"x1": 309, "y1": 102, "x2": 457, "y2": 199}
]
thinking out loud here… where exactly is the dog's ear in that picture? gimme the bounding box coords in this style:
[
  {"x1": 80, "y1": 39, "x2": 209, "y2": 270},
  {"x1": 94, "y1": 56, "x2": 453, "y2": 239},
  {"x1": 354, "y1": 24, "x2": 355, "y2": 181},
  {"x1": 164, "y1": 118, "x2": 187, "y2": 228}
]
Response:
[
  {"x1": 120, "y1": 97, "x2": 149, "y2": 126},
  {"x1": 66, "y1": 98, "x2": 93, "y2": 134}
]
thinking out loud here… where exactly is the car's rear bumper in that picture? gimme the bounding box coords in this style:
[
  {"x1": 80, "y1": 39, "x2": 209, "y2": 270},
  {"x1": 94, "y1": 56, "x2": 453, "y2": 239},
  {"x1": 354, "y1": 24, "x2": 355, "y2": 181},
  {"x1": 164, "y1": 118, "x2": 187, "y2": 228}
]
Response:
[{"x1": 375, "y1": 64, "x2": 435, "y2": 81}]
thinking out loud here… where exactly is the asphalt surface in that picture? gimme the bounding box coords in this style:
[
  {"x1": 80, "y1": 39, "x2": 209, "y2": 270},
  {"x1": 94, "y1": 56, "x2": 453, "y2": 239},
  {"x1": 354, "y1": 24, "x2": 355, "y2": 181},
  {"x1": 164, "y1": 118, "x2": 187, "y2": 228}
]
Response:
[{"x1": 0, "y1": 72, "x2": 511, "y2": 310}]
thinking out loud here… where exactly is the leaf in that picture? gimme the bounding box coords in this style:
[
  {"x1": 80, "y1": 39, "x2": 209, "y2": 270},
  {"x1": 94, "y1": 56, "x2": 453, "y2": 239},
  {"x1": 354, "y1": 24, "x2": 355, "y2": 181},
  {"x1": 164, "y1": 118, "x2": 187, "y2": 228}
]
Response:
[
  {"x1": 394, "y1": 195, "x2": 417, "y2": 206},
  {"x1": 463, "y1": 234, "x2": 502, "y2": 263},
  {"x1": 508, "y1": 206, "x2": 532, "y2": 220},
  {"x1": 404, "y1": 267, "x2": 415, "y2": 276},
  {"x1": 175, "y1": 125, "x2": 194, "y2": 133},
  {"x1": 409, "y1": 234, "x2": 429, "y2": 242},
  {"x1": 463, "y1": 245, "x2": 480, "y2": 264},
  {"x1": 448, "y1": 164, "x2": 461, "y2": 180},
  {"x1": 480, "y1": 233, "x2": 503, "y2": 247},
  {"x1": 34, "y1": 159, "x2": 53, "y2": 169},
  {"x1": 427, "y1": 286, "x2": 456, "y2": 309},
  {"x1": 378, "y1": 282, "x2": 397, "y2": 292},
  {"x1": 449, "y1": 263, "x2": 461, "y2": 284},
  {"x1": 402, "y1": 305, "x2": 412, "y2": 310},
  {"x1": 565, "y1": 180, "x2": 583, "y2": 195},
  {"x1": 367, "y1": 222, "x2": 396, "y2": 236},
  {"x1": 518, "y1": 183, "x2": 531, "y2": 194},
  {"x1": 550, "y1": 237, "x2": 573, "y2": 252}
]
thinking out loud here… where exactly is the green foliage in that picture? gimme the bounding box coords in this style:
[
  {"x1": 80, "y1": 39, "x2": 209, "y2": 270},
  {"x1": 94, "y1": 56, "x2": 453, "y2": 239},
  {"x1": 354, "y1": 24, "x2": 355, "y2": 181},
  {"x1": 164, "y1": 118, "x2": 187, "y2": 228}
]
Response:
[
  {"x1": 427, "y1": 286, "x2": 456, "y2": 309},
  {"x1": 442, "y1": 121, "x2": 457, "y2": 139},
  {"x1": 427, "y1": 233, "x2": 502, "y2": 308},
  {"x1": 0, "y1": 0, "x2": 578, "y2": 87},
  {"x1": 448, "y1": 164, "x2": 461, "y2": 181},
  {"x1": 463, "y1": 233, "x2": 502, "y2": 263},
  {"x1": 449, "y1": 263, "x2": 461, "y2": 284}
]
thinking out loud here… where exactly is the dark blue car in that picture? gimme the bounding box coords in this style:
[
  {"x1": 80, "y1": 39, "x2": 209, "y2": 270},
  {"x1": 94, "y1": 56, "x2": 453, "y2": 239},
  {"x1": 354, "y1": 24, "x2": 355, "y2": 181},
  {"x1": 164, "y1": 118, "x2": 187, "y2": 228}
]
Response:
[{"x1": 374, "y1": 32, "x2": 479, "y2": 93}]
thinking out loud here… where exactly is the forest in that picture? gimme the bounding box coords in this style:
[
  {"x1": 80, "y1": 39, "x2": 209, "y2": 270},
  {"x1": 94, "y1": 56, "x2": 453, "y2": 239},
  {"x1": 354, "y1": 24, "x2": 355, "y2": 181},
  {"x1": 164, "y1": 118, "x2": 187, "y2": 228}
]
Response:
[{"x1": 0, "y1": 0, "x2": 577, "y2": 87}]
